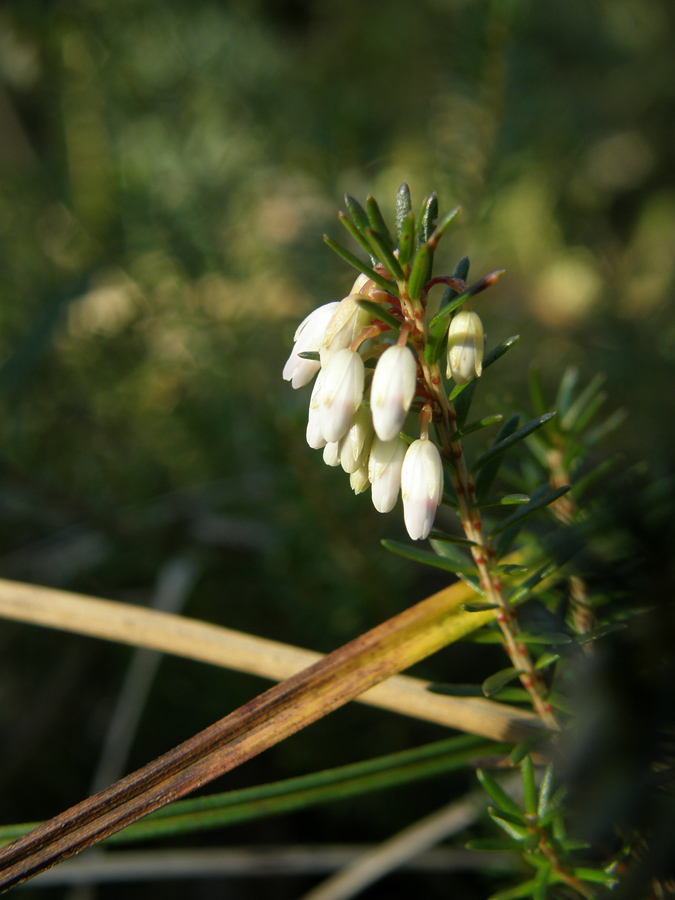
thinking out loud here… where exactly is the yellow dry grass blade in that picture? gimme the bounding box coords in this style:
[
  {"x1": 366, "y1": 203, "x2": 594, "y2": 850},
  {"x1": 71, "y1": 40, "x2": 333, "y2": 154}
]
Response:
[
  {"x1": 0, "y1": 577, "x2": 536, "y2": 742},
  {"x1": 0, "y1": 575, "x2": 541, "y2": 890}
]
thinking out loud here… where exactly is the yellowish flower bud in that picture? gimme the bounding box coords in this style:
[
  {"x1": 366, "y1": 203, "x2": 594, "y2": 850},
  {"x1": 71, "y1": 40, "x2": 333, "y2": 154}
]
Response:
[{"x1": 446, "y1": 310, "x2": 484, "y2": 385}]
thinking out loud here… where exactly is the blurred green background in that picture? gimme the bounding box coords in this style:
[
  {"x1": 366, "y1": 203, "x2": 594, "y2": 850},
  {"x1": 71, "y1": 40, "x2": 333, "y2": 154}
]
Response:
[{"x1": 0, "y1": 0, "x2": 674, "y2": 897}]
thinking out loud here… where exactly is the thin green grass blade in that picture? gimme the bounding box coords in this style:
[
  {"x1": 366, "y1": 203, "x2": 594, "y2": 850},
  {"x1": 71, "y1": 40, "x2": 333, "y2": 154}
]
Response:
[{"x1": 490, "y1": 485, "x2": 571, "y2": 537}]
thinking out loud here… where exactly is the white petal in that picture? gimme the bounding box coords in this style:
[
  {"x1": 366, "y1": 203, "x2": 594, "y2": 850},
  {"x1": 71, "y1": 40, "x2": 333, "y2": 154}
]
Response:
[
  {"x1": 350, "y1": 464, "x2": 370, "y2": 495},
  {"x1": 323, "y1": 442, "x2": 341, "y2": 466},
  {"x1": 320, "y1": 294, "x2": 373, "y2": 368},
  {"x1": 282, "y1": 302, "x2": 339, "y2": 388},
  {"x1": 306, "y1": 370, "x2": 326, "y2": 448},
  {"x1": 370, "y1": 437, "x2": 407, "y2": 513},
  {"x1": 447, "y1": 310, "x2": 484, "y2": 385},
  {"x1": 320, "y1": 349, "x2": 365, "y2": 443},
  {"x1": 371, "y1": 345, "x2": 418, "y2": 441},
  {"x1": 339, "y1": 406, "x2": 374, "y2": 474},
  {"x1": 401, "y1": 439, "x2": 443, "y2": 540}
]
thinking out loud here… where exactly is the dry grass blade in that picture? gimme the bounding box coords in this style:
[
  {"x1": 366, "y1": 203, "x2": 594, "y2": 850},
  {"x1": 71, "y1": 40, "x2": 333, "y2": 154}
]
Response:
[
  {"x1": 0, "y1": 577, "x2": 541, "y2": 890},
  {"x1": 0, "y1": 577, "x2": 539, "y2": 741}
]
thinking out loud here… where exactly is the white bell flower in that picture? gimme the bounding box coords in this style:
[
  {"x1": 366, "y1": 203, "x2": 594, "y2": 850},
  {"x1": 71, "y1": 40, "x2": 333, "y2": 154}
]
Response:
[
  {"x1": 283, "y1": 302, "x2": 340, "y2": 388},
  {"x1": 319, "y1": 294, "x2": 373, "y2": 368},
  {"x1": 350, "y1": 464, "x2": 370, "y2": 495},
  {"x1": 370, "y1": 345, "x2": 417, "y2": 441},
  {"x1": 446, "y1": 310, "x2": 484, "y2": 385},
  {"x1": 320, "y1": 349, "x2": 365, "y2": 443},
  {"x1": 339, "y1": 406, "x2": 374, "y2": 474},
  {"x1": 323, "y1": 442, "x2": 341, "y2": 467},
  {"x1": 400, "y1": 439, "x2": 444, "y2": 540},
  {"x1": 368, "y1": 436, "x2": 407, "y2": 513},
  {"x1": 306, "y1": 370, "x2": 327, "y2": 449}
]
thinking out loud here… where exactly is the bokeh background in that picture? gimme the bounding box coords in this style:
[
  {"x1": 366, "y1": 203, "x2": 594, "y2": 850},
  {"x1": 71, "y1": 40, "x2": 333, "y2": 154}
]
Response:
[{"x1": 1, "y1": 1, "x2": 674, "y2": 898}]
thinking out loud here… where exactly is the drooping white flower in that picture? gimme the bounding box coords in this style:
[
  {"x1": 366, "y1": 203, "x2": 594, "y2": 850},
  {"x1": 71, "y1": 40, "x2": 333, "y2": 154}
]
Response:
[
  {"x1": 320, "y1": 294, "x2": 373, "y2": 368},
  {"x1": 283, "y1": 302, "x2": 340, "y2": 388},
  {"x1": 400, "y1": 439, "x2": 444, "y2": 540},
  {"x1": 368, "y1": 436, "x2": 407, "y2": 513},
  {"x1": 446, "y1": 310, "x2": 484, "y2": 385},
  {"x1": 339, "y1": 406, "x2": 374, "y2": 474},
  {"x1": 370, "y1": 344, "x2": 417, "y2": 441},
  {"x1": 306, "y1": 370, "x2": 326, "y2": 449},
  {"x1": 350, "y1": 464, "x2": 370, "y2": 495},
  {"x1": 320, "y1": 349, "x2": 365, "y2": 443},
  {"x1": 323, "y1": 441, "x2": 341, "y2": 467}
]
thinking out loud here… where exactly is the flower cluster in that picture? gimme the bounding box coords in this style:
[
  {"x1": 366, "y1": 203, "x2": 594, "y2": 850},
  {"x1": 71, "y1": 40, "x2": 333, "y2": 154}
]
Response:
[{"x1": 283, "y1": 268, "x2": 485, "y2": 540}]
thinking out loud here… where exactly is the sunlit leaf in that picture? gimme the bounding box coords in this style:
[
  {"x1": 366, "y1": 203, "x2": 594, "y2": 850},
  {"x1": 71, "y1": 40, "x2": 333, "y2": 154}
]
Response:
[
  {"x1": 344, "y1": 193, "x2": 370, "y2": 235},
  {"x1": 490, "y1": 485, "x2": 571, "y2": 536},
  {"x1": 338, "y1": 211, "x2": 378, "y2": 262},
  {"x1": 366, "y1": 227, "x2": 404, "y2": 281},
  {"x1": 407, "y1": 242, "x2": 430, "y2": 300},
  {"x1": 419, "y1": 192, "x2": 438, "y2": 244},
  {"x1": 487, "y1": 808, "x2": 530, "y2": 840},
  {"x1": 394, "y1": 182, "x2": 412, "y2": 239},
  {"x1": 474, "y1": 493, "x2": 529, "y2": 509},
  {"x1": 366, "y1": 194, "x2": 394, "y2": 249},
  {"x1": 428, "y1": 205, "x2": 460, "y2": 248},
  {"x1": 397, "y1": 211, "x2": 415, "y2": 266},
  {"x1": 449, "y1": 413, "x2": 503, "y2": 442}
]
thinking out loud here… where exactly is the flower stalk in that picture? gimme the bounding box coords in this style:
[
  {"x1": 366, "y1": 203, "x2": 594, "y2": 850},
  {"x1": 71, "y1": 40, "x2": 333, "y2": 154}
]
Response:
[{"x1": 283, "y1": 185, "x2": 562, "y2": 729}]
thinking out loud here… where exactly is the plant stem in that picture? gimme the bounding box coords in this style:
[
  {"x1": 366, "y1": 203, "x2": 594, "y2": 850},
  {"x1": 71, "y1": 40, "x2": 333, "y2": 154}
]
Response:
[{"x1": 407, "y1": 287, "x2": 558, "y2": 730}]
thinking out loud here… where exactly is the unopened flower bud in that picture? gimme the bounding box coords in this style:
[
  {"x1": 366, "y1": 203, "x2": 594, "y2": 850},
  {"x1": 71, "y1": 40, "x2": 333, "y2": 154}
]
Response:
[
  {"x1": 350, "y1": 464, "x2": 370, "y2": 495},
  {"x1": 320, "y1": 349, "x2": 365, "y2": 443},
  {"x1": 446, "y1": 310, "x2": 484, "y2": 385},
  {"x1": 339, "y1": 406, "x2": 374, "y2": 474},
  {"x1": 306, "y1": 370, "x2": 326, "y2": 449},
  {"x1": 283, "y1": 302, "x2": 340, "y2": 388},
  {"x1": 400, "y1": 439, "x2": 444, "y2": 540},
  {"x1": 370, "y1": 345, "x2": 417, "y2": 441},
  {"x1": 320, "y1": 294, "x2": 373, "y2": 367},
  {"x1": 368, "y1": 436, "x2": 407, "y2": 513},
  {"x1": 323, "y1": 442, "x2": 340, "y2": 467}
]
